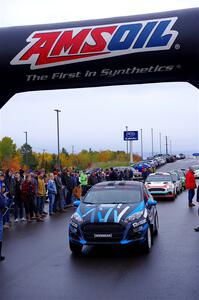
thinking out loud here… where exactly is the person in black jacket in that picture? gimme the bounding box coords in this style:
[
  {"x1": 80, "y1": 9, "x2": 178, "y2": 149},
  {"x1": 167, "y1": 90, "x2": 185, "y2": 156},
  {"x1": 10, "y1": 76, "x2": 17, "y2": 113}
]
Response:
[
  {"x1": 54, "y1": 171, "x2": 63, "y2": 212},
  {"x1": 109, "y1": 168, "x2": 118, "y2": 181},
  {"x1": 0, "y1": 183, "x2": 7, "y2": 261}
]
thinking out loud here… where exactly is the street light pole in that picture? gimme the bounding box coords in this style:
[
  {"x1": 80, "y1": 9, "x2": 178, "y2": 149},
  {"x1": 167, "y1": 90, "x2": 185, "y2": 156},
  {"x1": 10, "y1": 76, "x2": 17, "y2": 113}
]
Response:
[
  {"x1": 125, "y1": 125, "x2": 128, "y2": 154},
  {"x1": 54, "y1": 109, "x2": 61, "y2": 170},
  {"x1": 130, "y1": 140, "x2": 133, "y2": 164},
  {"x1": 151, "y1": 128, "x2": 154, "y2": 157},
  {"x1": 24, "y1": 131, "x2": 28, "y2": 145},
  {"x1": 24, "y1": 131, "x2": 28, "y2": 166},
  {"x1": 170, "y1": 140, "x2": 172, "y2": 154},
  {"x1": 159, "y1": 132, "x2": 162, "y2": 154},
  {"x1": 140, "y1": 128, "x2": 143, "y2": 159},
  {"x1": 165, "y1": 135, "x2": 168, "y2": 155}
]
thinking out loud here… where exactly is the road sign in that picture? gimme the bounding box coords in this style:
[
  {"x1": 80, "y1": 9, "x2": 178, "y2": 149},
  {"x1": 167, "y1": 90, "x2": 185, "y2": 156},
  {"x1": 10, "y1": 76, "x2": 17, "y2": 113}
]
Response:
[{"x1": 124, "y1": 131, "x2": 138, "y2": 141}]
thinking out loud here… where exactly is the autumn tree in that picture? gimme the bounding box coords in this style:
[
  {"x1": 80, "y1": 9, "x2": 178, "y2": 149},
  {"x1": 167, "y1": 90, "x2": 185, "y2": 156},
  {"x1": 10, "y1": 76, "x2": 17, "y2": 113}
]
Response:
[{"x1": 0, "y1": 137, "x2": 17, "y2": 169}]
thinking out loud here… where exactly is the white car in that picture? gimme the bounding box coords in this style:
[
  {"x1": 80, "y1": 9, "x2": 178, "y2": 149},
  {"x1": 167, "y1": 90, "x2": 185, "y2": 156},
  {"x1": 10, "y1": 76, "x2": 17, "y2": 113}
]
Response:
[
  {"x1": 145, "y1": 172, "x2": 177, "y2": 200},
  {"x1": 192, "y1": 165, "x2": 199, "y2": 178}
]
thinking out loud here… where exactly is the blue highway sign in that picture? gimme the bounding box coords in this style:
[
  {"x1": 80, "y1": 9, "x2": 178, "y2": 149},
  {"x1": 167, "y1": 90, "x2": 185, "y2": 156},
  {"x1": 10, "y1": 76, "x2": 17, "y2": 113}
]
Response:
[{"x1": 124, "y1": 131, "x2": 138, "y2": 141}]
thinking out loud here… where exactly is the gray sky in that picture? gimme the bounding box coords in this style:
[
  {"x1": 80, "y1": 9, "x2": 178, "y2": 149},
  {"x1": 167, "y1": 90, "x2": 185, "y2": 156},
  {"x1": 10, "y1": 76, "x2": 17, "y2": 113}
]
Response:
[{"x1": 0, "y1": 0, "x2": 199, "y2": 156}]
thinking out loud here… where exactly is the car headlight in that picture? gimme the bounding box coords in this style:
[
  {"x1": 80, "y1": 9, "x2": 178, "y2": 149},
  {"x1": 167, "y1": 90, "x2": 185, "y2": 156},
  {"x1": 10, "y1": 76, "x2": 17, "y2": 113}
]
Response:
[
  {"x1": 168, "y1": 183, "x2": 174, "y2": 190},
  {"x1": 71, "y1": 212, "x2": 83, "y2": 224},
  {"x1": 125, "y1": 209, "x2": 147, "y2": 223}
]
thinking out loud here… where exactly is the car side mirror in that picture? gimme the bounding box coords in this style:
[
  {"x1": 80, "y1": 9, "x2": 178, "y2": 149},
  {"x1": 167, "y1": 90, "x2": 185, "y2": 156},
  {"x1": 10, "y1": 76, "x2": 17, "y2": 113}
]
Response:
[
  {"x1": 73, "y1": 200, "x2": 81, "y2": 207},
  {"x1": 147, "y1": 199, "x2": 157, "y2": 206}
]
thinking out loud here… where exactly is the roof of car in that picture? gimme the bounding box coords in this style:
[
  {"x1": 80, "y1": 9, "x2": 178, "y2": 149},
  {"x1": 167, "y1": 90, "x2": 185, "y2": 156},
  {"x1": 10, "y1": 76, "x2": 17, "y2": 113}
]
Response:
[
  {"x1": 148, "y1": 172, "x2": 171, "y2": 176},
  {"x1": 94, "y1": 181, "x2": 143, "y2": 187}
]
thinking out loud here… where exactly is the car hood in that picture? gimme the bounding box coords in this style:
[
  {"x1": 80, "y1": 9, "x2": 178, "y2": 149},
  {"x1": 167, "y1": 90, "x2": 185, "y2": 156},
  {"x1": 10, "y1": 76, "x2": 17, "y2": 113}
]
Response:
[{"x1": 76, "y1": 201, "x2": 145, "y2": 223}]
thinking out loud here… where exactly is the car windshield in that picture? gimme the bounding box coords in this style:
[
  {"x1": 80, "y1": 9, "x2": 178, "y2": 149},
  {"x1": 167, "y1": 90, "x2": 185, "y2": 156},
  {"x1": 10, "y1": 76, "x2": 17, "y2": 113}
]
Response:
[
  {"x1": 171, "y1": 174, "x2": 178, "y2": 180},
  {"x1": 83, "y1": 185, "x2": 142, "y2": 204},
  {"x1": 146, "y1": 175, "x2": 172, "y2": 182}
]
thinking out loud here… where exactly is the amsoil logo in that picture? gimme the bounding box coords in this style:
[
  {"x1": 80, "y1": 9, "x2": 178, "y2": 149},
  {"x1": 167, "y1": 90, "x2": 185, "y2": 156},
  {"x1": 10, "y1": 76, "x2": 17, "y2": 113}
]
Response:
[{"x1": 10, "y1": 17, "x2": 178, "y2": 70}]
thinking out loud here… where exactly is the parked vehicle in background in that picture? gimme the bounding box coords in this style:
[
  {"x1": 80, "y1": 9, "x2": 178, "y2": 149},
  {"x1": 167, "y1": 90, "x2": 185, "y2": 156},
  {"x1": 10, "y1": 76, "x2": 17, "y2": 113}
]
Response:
[
  {"x1": 131, "y1": 167, "x2": 143, "y2": 181},
  {"x1": 164, "y1": 154, "x2": 176, "y2": 163},
  {"x1": 146, "y1": 160, "x2": 157, "y2": 170},
  {"x1": 192, "y1": 165, "x2": 199, "y2": 179},
  {"x1": 145, "y1": 172, "x2": 177, "y2": 200},
  {"x1": 181, "y1": 169, "x2": 187, "y2": 176},
  {"x1": 132, "y1": 162, "x2": 152, "y2": 172},
  {"x1": 174, "y1": 170, "x2": 186, "y2": 190},
  {"x1": 176, "y1": 153, "x2": 186, "y2": 159},
  {"x1": 169, "y1": 171, "x2": 182, "y2": 193}
]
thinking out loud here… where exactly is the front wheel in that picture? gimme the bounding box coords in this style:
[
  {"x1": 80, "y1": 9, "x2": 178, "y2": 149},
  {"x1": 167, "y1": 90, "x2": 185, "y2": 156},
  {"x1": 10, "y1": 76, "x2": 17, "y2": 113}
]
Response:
[
  {"x1": 141, "y1": 227, "x2": 152, "y2": 254},
  {"x1": 171, "y1": 192, "x2": 176, "y2": 201},
  {"x1": 69, "y1": 241, "x2": 83, "y2": 255}
]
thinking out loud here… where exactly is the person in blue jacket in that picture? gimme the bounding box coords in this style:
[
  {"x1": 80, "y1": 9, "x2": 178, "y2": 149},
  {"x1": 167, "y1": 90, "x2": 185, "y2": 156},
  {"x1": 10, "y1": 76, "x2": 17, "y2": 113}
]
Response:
[{"x1": 47, "y1": 173, "x2": 57, "y2": 215}]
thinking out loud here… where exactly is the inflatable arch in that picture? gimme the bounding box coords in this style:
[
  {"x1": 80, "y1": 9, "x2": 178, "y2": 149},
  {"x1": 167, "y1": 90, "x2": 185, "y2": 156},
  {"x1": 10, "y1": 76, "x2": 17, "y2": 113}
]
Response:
[{"x1": 0, "y1": 7, "x2": 199, "y2": 109}]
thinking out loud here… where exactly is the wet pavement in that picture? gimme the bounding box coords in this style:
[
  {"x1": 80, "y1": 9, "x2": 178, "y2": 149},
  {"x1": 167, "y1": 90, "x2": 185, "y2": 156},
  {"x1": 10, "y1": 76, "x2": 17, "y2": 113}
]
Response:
[{"x1": 1, "y1": 159, "x2": 199, "y2": 300}]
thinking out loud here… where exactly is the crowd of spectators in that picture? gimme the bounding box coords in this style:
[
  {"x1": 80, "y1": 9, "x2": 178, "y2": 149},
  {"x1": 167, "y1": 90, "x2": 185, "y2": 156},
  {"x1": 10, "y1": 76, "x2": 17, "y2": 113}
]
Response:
[
  {"x1": 0, "y1": 166, "x2": 133, "y2": 228},
  {"x1": 0, "y1": 166, "x2": 133, "y2": 261}
]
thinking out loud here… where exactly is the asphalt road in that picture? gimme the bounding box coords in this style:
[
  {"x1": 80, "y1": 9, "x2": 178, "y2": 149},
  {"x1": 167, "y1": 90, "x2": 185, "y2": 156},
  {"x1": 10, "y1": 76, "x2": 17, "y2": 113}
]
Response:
[{"x1": 1, "y1": 158, "x2": 199, "y2": 300}]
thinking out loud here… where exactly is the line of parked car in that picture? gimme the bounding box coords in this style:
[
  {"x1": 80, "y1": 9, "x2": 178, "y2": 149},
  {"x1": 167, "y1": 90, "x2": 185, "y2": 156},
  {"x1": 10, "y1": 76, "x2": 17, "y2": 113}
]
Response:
[
  {"x1": 131, "y1": 153, "x2": 186, "y2": 182},
  {"x1": 130, "y1": 153, "x2": 187, "y2": 200},
  {"x1": 145, "y1": 169, "x2": 186, "y2": 200}
]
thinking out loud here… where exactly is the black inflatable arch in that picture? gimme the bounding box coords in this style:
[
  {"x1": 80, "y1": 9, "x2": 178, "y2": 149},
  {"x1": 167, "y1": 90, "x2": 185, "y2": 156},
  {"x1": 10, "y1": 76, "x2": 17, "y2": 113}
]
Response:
[{"x1": 0, "y1": 7, "x2": 199, "y2": 109}]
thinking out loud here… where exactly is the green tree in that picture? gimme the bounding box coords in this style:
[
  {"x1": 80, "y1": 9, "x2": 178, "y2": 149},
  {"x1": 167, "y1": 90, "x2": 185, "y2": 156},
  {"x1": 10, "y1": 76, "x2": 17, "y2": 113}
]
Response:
[
  {"x1": 20, "y1": 143, "x2": 38, "y2": 169},
  {"x1": 50, "y1": 153, "x2": 58, "y2": 170},
  {"x1": 61, "y1": 147, "x2": 69, "y2": 157},
  {"x1": 0, "y1": 137, "x2": 16, "y2": 162}
]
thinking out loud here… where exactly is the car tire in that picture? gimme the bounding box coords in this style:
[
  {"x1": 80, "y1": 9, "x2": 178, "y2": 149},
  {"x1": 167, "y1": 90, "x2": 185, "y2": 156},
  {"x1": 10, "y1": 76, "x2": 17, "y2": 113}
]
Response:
[
  {"x1": 141, "y1": 227, "x2": 152, "y2": 254},
  {"x1": 170, "y1": 193, "x2": 175, "y2": 201},
  {"x1": 154, "y1": 213, "x2": 159, "y2": 236},
  {"x1": 69, "y1": 241, "x2": 83, "y2": 255}
]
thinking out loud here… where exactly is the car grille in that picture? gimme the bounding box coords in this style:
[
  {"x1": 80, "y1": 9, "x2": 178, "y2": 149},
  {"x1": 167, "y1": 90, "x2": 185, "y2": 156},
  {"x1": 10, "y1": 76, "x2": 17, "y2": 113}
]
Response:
[
  {"x1": 82, "y1": 223, "x2": 124, "y2": 243},
  {"x1": 148, "y1": 188, "x2": 165, "y2": 192}
]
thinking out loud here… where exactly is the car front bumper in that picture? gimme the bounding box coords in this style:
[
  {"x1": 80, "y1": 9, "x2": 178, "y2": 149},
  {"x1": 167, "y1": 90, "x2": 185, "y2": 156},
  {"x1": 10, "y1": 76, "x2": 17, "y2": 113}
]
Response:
[{"x1": 69, "y1": 222, "x2": 149, "y2": 246}]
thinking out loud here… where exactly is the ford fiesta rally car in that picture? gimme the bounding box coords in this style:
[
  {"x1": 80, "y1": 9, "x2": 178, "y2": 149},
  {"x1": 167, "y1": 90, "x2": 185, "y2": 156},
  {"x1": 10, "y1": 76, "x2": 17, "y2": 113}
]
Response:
[
  {"x1": 145, "y1": 172, "x2": 177, "y2": 200},
  {"x1": 69, "y1": 181, "x2": 158, "y2": 254}
]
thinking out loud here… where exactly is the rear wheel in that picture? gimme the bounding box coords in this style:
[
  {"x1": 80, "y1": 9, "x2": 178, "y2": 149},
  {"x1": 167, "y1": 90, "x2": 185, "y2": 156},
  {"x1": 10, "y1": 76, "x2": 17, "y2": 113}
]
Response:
[{"x1": 69, "y1": 241, "x2": 83, "y2": 255}]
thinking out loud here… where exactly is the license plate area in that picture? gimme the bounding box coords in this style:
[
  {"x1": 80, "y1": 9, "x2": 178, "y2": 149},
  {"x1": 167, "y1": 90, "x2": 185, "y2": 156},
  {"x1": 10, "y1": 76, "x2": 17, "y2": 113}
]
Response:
[{"x1": 94, "y1": 233, "x2": 113, "y2": 238}]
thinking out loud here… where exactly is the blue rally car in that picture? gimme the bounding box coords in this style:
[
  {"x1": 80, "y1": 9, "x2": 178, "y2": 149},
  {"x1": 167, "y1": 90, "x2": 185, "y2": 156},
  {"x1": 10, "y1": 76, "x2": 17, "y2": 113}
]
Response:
[{"x1": 69, "y1": 181, "x2": 158, "y2": 254}]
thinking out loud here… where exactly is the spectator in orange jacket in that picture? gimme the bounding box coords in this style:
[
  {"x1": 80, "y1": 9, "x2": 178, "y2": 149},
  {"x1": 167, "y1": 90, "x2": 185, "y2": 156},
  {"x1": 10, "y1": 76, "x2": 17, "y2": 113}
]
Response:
[
  {"x1": 72, "y1": 183, "x2": 82, "y2": 201},
  {"x1": 185, "y1": 167, "x2": 197, "y2": 207}
]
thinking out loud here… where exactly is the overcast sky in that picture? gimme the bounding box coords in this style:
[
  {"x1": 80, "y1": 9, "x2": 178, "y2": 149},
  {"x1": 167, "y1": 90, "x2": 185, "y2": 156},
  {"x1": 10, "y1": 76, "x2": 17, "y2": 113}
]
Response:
[{"x1": 0, "y1": 0, "x2": 199, "y2": 157}]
